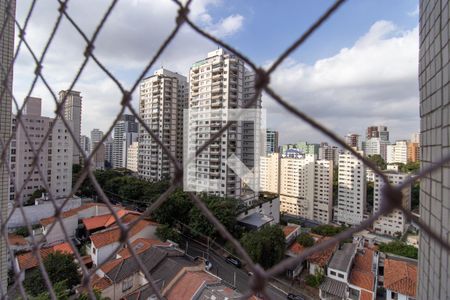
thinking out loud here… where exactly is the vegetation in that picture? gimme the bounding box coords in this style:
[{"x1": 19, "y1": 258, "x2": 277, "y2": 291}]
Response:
[
  {"x1": 367, "y1": 154, "x2": 386, "y2": 170},
  {"x1": 366, "y1": 181, "x2": 374, "y2": 209},
  {"x1": 411, "y1": 181, "x2": 420, "y2": 210},
  {"x1": 297, "y1": 233, "x2": 314, "y2": 247},
  {"x1": 332, "y1": 166, "x2": 338, "y2": 204},
  {"x1": 156, "y1": 224, "x2": 181, "y2": 243},
  {"x1": 26, "y1": 188, "x2": 46, "y2": 206},
  {"x1": 14, "y1": 226, "x2": 30, "y2": 237},
  {"x1": 32, "y1": 281, "x2": 69, "y2": 300},
  {"x1": 397, "y1": 161, "x2": 420, "y2": 174},
  {"x1": 240, "y1": 225, "x2": 285, "y2": 269},
  {"x1": 23, "y1": 252, "x2": 80, "y2": 296},
  {"x1": 379, "y1": 240, "x2": 418, "y2": 259},
  {"x1": 305, "y1": 269, "x2": 325, "y2": 288},
  {"x1": 311, "y1": 224, "x2": 346, "y2": 236}
]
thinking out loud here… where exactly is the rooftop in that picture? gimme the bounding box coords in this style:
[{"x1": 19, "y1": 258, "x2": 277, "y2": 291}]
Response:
[
  {"x1": 8, "y1": 234, "x2": 28, "y2": 246},
  {"x1": 283, "y1": 225, "x2": 299, "y2": 237},
  {"x1": 328, "y1": 243, "x2": 357, "y2": 272},
  {"x1": 237, "y1": 212, "x2": 273, "y2": 229},
  {"x1": 165, "y1": 271, "x2": 219, "y2": 300},
  {"x1": 349, "y1": 248, "x2": 375, "y2": 291},
  {"x1": 320, "y1": 277, "x2": 347, "y2": 298},
  {"x1": 384, "y1": 259, "x2": 417, "y2": 297},
  {"x1": 40, "y1": 203, "x2": 103, "y2": 226},
  {"x1": 16, "y1": 242, "x2": 73, "y2": 271},
  {"x1": 82, "y1": 210, "x2": 140, "y2": 231}
]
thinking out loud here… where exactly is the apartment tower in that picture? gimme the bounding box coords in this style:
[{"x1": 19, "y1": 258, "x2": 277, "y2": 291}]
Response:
[
  {"x1": 266, "y1": 129, "x2": 279, "y2": 154},
  {"x1": 418, "y1": 0, "x2": 450, "y2": 299},
  {"x1": 335, "y1": 150, "x2": 367, "y2": 225},
  {"x1": 138, "y1": 68, "x2": 187, "y2": 181},
  {"x1": 59, "y1": 90, "x2": 82, "y2": 164},
  {"x1": 0, "y1": 0, "x2": 15, "y2": 291},
  {"x1": 112, "y1": 114, "x2": 138, "y2": 169}
]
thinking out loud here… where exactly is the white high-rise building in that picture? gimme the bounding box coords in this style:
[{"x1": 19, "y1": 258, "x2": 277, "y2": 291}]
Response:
[
  {"x1": 127, "y1": 142, "x2": 139, "y2": 172},
  {"x1": 373, "y1": 172, "x2": 411, "y2": 237},
  {"x1": 112, "y1": 114, "x2": 138, "y2": 169},
  {"x1": 59, "y1": 90, "x2": 82, "y2": 164},
  {"x1": 335, "y1": 150, "x2": 367, "y2": 226},
  {"x1": 11, "y1": 97, "x2": 73, "y2": 203},
  {"x1": 318, "y1": 142, "x2": 339, "y2": 166},
  {"x1": 104, "y1": 134, "x2": 113, "y2": 168},
  {"x1": 259, "y1": 152, "x2": 279, "y2": 194},
  {"x1": 363, "y1": 137, "x2": 389, "y2": 160},
  {"x1": 80, "y1": 135, "x2": 90, "y2": 155},
  {"x1": 386, "y1": 140, "x2": 408, "y2": 164},
  {"x1": 279, "y1": 154, "x2": 333, "y2": 224},
  {"x1": 90, "y1": 128, "x2": 104, "y2": 152},
  {"x1": 138, "y1": 68, "x2": 187, "y2": 181}
]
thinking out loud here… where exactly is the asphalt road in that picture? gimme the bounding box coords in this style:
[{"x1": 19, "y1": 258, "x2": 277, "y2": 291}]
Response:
[{"x1": 180, "y1": 236, "x2": 289, "y2": 299}]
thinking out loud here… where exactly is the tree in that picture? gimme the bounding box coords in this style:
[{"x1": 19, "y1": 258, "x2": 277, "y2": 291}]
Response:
[
  {"x1": 188, "y1": 195, "x2": 238, "y2": 237},
  {"x1": 297, "y1": 233, "x2": 314, "y2": 247},
  {"x1": 305, "y1": 269, "x2": 325, "y2": 287},
  {"x1": 379, "y1": 241, "x2": 418, "y2": 259},
  {"x1": 26, "y1": 188, "x2": 46, "y2": 206},
  {"x1": 311, "y1": 224, "x2": 346, "y2": 236},
  {"x1": 14, "y1": 226, "x2": 30, "y2": 237},
  {"x1": 32, "y1": 281, "x2": 69, "y2": 300},
  {"x1": 156, "y1": 224, "x2": 181, "y2": 243},
  {"x1": 368, "y1": 154, "x2": 386, "y2": 170},
  {"x1": 23, "y1": 252, "x2": 81, "y2": 296},
  {"x1": 152, "y1": 189, "x2": 191, "y2": 226},
  {"x1": 240, "y1": 225, "x2": 285, "y2": 269},
  {"x1": 411, "y1": 181, "x2": 420, "y2": 210},
  {"x1": 77, "y1": 289, "x2": 108, "y2": 300},
  {"x1": 399, "y1": 161, "x2": 420, "y2": 174}
]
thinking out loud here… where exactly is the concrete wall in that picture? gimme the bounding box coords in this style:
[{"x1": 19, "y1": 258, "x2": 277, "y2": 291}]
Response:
[
  {"x1": 43, "y1": 214, "x2": 78, "y2": 244},
  {"x1": 7, "y1": 198, "x2": 81, "y2": 228}
]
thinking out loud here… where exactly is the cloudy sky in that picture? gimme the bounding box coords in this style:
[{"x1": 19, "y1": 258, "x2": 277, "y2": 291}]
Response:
[{"x1": 13, "y1": 0, "x2": 419, "y2": 144}]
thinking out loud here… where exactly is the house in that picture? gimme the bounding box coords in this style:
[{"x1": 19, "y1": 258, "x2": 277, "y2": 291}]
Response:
[
  {"x1": 82, "y1": 210, "x2": 141, "y2": 235},
  {"x1": 89, "y1": 220, "x2": 158, "y2": 266},
  {"x1": 237, "y1": 196, "x2": 280, "y2": 224},
  {"x1": 319, "y1": 243, "x2": 357, "y2": 300},
  {"x1": 383, "y1": 259, "x2": 417, "y2": 300},
  {"x1": 348, "y1": 249, "x2": 378, "y2": 300},
  {"x1": 237, "y1": 212, "x2": 274, "y2": 230},
  {"x1": 40, "y1": 203, "x2": 117, "y2": 244},
  {"x1": 283, "y1": 223, "x2": 301, "y2": 245}
]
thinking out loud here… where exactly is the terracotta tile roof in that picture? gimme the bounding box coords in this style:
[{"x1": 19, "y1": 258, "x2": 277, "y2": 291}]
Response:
[
  {"x1": 90, "y1": 220, "x2": 155, "y2": 248},
  {"x1": 100, "y1": 257, "x2": 124, "y2": 274},
  {"x1": 92, "y1": 274, "x2": 113, "y2": 290},
  {"x1": 83, "y1": 210, "x2": 141, "y2": 231},
  {"x1": 40, "y1": 203, "x2": 101, "y2": 226},
  {"x1": 8, "y1": 234, "x2": 28, "y2": 246},
  {"x1": 165, "y1": 271, "x2": 219, "y2": 300},
  {"x1": 16, "y1": 242, "x2": 74, "y2": 271},
  {"x1": 283, "y1": 225, "x2": 298, "y2": 237},
  {"x1": 307, "y1": 237, "x2": 338, "y2": 267},
  {"x1": 384, "y1": 259, "x2": 417, "y2": 297},
  {"x1": 117, "y1": 238, "x2": 170, "y2": 259},
  {"x1": 288, "y1": 242, "x2": 306, "y2": 255},
  {"x1": 349, "y1": 248, "x2": 375, "y2": 291},
  {"x1": 82, "y1": 214, "x2": 111, "y2": 231},
  {"x1": 360, "y1": 290, "x2": 373, "y2": 300}
]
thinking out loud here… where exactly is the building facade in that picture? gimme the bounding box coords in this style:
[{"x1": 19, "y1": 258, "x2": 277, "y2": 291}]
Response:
[
  {"x1": 0, "y1": 0, "x2": 15, "y2": 290},
  {"x1": 80, "y1": 135, "x2": 90, "y2": 155},
  {"x1": 345, "y1": 133, "x2": 361, "y2": 150},
  {"x1": 266, "y1": 129, "x2": 279, "y2": 154},
  {"x1": 112, "y1": 114, "x2": 138, "y2": 169},
  {"x1": 59, "y1": 90, "x2": 82, "y2": 164},
  {"x1": 373, "y1": 172, "x2": 411, "y2": 237},
  {"x1": 127, "y1": 142, "x2": 139, "y2": 172},
  {"x1": 259, "y1": 152, "x2": 279, "y2": 194},
  {"x1": 90, "y1": 128, "x2": 104, "y2": 152},
  {"x1": 366, "y1": 125, "x2": 389, "y2": 141},
  {"x1": 138, "y1": 68, "x2": 187, "y2": 181},
  {"x1": 363, "y1": 137, "x2": 389, "y2": 160},
  {"x1": 418, "y1": 1, "x2": 450, "y2": 299},
  {"x1": 279, "y1": 154, "x2": 333, "y2": 223},
  {"x1": 386, "y1": 140, "x2": 408, "y2": 164},
  {"x1": 11, "y1": 97, "x2": 73, "y2": 203},
  {"x1": 335, "y1": 150, "x2": 367, "y2": 226},
  {"x1": 318, "y1": 142, "x2": 339, "y2": 166}
]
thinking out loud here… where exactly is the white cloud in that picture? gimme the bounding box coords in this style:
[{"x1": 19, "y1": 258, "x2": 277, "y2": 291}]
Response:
[
  {"x1": 206, "y1": 14, "x2": 244, "y2": 37},
  {"x1": 265, "y1": 20, "x2": 419, "y2": 144},
  {"x1": 408, "y1": 5, "x2": 419, "y2": 16}
]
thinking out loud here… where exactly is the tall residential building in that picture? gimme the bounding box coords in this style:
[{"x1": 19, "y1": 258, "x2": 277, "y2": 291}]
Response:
[
  {"x1": 11, "y1": 97, "x2": 73, "y2": 203},
  {"x1": 186, "y1": 48, "x2": 257, "y2": 199},
  {"x1": 363, "y1": 137, "x2": 389, "y2": 160},
  {"x1": 335, "y1": 150, "x2": 367, "y2": 226},
  {"x1": 296, "y1": 141, "x2": 320, "y2": 157},
  {"x1": 0, "y1": 0, "x2": 15, "y2": 290},
  {"x1": 373, "y1": 172, "x2": 411, "y2": 237},
  {"x1": 127, "y1": 142, "x2": 139, "y2": 172},
  {"x1": 259, "y1": 152, "x2": 279, "y2": 194},
  {"x1": 318, "y1": 142, "x2": 339, "y2": 166},
  {"x1": 279, "y1": 154, "x2": 333, "y2": 224},
  {"x1": 366, "y1": 125, "x2": 389, "y2": 141},
  {"x1": 386, "y1": 140, "x2": 408, "y2": 164},
  {"x1": 92, "y1": 142, "x2": 105, "y2": 170},
  {"x1": 59, "y1": 90, "x2": 82, "y2": 164},
  {"x1": 266, "y1": 130, "x2": 279, "y2": 154},
  {"x1": 112, "y1": 114, "x2": 138, "y2": 169},
  {"x1": 418, "y1": 1, "x2": 450, "y2": 299},
  {"x1": 410, "y1": 132, "x2": 420, "y2": 144},
  {"x1": 407, "y1": 142, "x2": 420, "y2": 163},
  {"x1": 104, "y1": 134, "x2": 113, "y2": 168},
  {"x1": 344, "y1": 133, "x2": 361, "y2": 149},
  {"x1": 80, "y1": 135, "x2": 90, "y2": 155},
  {"x1": 138, "y1": 68, "x2": 187, "y2": 181},
  {"x1": 90, "y1": 128, "x2": 104, "y2": 152}
]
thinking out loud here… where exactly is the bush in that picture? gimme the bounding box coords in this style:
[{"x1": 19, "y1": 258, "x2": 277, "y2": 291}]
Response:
[
  {"x1": 156, "y1": 225, "x2": 180, "y2": 243},
  {"x1": 305, "y1": 269, "x2": 324, "y2": 287},
  {"x1": 379, "y1": 241, "x2": 418, "y2": 259},
  {"x1": 297, "y1": 233, "x2": 314, "y2": 247},
  {"x1": 14, "y1": 226, "x2": 30, "y2": 237},
  {"x1": 311, "y1": 225, "x2": 345, "y2": 236}
]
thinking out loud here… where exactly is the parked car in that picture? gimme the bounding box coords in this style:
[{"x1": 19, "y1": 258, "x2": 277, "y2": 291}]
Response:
[
  {"x1": 287, "y1": 293, "x2": 304, "y2": 300},
  {"x1": 225, "y1": 256, "x2": 242, "y2": 268}
]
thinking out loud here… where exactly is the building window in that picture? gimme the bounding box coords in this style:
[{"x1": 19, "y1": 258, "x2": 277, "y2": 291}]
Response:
[
  {"x1": 338, "y1": 273, "x2": 344, "y2": 279},
  {"x1": 122, "y1": 276, "x2": 133, "y2": 292}
]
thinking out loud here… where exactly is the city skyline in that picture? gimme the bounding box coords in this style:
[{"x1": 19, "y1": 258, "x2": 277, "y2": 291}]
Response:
[{"x1": 12, "y1": 0, "x2": 420, "y2": 144}]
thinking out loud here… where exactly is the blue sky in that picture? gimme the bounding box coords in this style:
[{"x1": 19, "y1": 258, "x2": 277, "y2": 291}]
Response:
[{"x1": 14, "y1": 0, "x2": 420, "y2": 144}]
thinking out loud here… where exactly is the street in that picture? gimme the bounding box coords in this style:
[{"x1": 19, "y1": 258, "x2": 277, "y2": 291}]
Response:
[{"x1": 180, "y1": 236, "x2": 308, "y2": 300}]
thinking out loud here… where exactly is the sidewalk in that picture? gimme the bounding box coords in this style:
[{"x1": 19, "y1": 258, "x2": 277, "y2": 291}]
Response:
[{"x1": 270, "y1": 275, "x2": 320, "y2": 300}]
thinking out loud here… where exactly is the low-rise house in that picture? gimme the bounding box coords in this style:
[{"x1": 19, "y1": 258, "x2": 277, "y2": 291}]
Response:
[
  {"x1": 82, "y1": 210, "x2": 141, "y2": 235},
  {"x1": 383, "y1": 259, "x2": 417, "y2": 300},
  {"x1": 40, "y1": 203, "x2": 116, "y2": 244},
  {"x1": 89, "y1": 220, "x2": 158, "y2": 266},
  {"x1": 348, "y1": 249, "x2": 378, "y2": 300},
  {"x1": 283, "y1": 223, "x2": 301, "y2": 246},
  {"x1": 237, "y1": 196, "x2": 280, "y2": 224}
]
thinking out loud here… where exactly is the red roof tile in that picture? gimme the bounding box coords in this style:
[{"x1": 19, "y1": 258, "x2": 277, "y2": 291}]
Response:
[
  {"x1": 384, "y1": 259, "x2": 417, "y2": 297},
  {"x1": 165, "y1": 271, "x2": 218, "y2": 300},
  {"x1": 91, "y1": 274, "x2": 113, "y2": 290},
  {"x1": 283, "y1": 225, "x2": 298, "y2": 237},
  {"x1": 16, "y1": 242, "x2": 74, "y2": 271},
  {"x1": 40, "y1": 203, "x2": 101, "y2": 226},
  {"x1": 83, "y1": 210, "x2": 142, "y2": 231},
  {"x1": 90, "y1": 220, "x2": 155, "y2": 248},
  {"x1": 288, "y1": 242, "x2": 306, "y2": 255},
  {"x1": 8, "y1": 234, "x2": 28, "y2": 246},
  {"x1": 349, "y1": 249, "x2": 375, "y2": 291},
  {"x1": 117, "y1": 238, "x2": 170, "y2": 259},
  {"x1": 82, "y1": 214, "x2": 112, "y2": 231},
  {"x1": 360, "y1": 290, "x2": 373, "y2": 300},
  {"x1": 307, "y1": 237, "x2": 338, "y2": 267}
]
